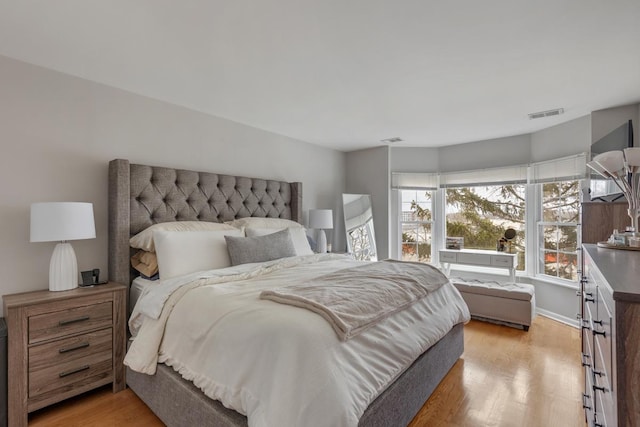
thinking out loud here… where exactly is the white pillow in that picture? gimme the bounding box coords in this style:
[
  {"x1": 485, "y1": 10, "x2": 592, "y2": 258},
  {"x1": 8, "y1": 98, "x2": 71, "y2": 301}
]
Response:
[
  {"x1": 225, "y1": 217, "x2": 303, "y2": 230},
  {"x1": 130, "y1": 221, "x2": 238, "y2": 252},
  {"x1": 245, "y1": 227, "x2": 314, "y2": 256},
  {"x1": 154, "y1": 229, "x2": 243, "y2": 280}
]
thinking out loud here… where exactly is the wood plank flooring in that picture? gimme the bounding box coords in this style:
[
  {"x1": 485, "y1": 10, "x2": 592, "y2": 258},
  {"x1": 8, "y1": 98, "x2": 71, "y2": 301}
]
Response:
[{"x1": 28, "y1": 316, "x2": 584, "y2": 427}]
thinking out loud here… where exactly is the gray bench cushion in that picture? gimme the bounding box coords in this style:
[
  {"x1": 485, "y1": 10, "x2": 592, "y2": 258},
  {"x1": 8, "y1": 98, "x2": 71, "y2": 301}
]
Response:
[{"x1": 451, "y1": 279, "x2": 534, "y2": 302}]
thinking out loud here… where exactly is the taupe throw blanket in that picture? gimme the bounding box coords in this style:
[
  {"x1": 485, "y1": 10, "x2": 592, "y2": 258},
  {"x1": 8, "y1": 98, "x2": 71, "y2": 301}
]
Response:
[{"x1": 260, "y1": 260, "x2": 449, "y2": 341}]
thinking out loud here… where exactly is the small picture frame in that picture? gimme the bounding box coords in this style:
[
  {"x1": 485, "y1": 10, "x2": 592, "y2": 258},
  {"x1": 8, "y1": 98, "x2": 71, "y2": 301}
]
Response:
[{"x1": 446, "y1": 237, "x2": 464, "y2": 250}]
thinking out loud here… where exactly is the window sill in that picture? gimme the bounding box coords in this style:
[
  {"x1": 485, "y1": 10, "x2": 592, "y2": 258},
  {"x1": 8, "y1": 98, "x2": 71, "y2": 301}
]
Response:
[
  {"x1": 530, "y1": 275, "x2": 579, "y2": 290},
  {"x1": 446, "y1": 265, "x2": 579, "y2": 290}
]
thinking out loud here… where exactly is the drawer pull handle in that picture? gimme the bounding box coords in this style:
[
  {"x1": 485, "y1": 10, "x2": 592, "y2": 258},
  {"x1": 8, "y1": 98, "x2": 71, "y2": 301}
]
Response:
[
  {"x1": 581, "y1": 352, "x2": 591, "y2": 367},
  {"x1": 58, "y1": 342, "x2": 90, "y2": 354},
  {"x1": 593, "y1": 377, "x2": 607, "y2": 393},
  {"x1": 592, "y1": 319, "x2": 603, "y2": 325},
  {"x1": 584, "y1": 295, "x2": 595, "y2": 303},
  {"x1": 59, "y1": 315, "x2": 90, "y2": 326},
  {"x1": 592, "y1": 370, "x2": 604, "y2": 377},
  {"x1": 581, "y1": 319, "x2": 591, "y2": 331},
  {"x1": 59, "y1": 365, "x2": 90, "y2": 378},
  {"x1": 593, "y1": 328, "x2": 606, "y2": 337},
  {"x1": 581, "y1": 393, "x2": 592, "y2": 410}
]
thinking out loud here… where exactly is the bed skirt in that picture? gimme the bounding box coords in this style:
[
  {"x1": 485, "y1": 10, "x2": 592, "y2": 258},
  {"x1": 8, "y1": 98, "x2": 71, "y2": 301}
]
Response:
[{"x1": 126, "y1": 322, "x2": 464, "y2": 427}]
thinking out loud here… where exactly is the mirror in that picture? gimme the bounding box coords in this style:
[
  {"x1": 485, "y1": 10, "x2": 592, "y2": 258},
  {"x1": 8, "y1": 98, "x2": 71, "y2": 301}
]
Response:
[{"x1": 342, "y1": 194, "x2": 377, "y2": 261}]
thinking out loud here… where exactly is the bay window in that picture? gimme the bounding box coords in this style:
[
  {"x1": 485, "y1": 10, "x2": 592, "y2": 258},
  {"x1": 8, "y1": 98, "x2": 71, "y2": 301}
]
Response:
[{"x1": 393, "y1": 154, "x2": 587, "y2": 284}]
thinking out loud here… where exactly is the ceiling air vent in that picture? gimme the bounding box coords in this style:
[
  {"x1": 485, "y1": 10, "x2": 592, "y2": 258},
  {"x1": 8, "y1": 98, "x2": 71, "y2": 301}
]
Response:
[
  {"x1": 381, "y1": 137, "x2": 403, "y2": 144},
  {"x1": 528, "y1": 108, "x2": 565, "y2": 120}
]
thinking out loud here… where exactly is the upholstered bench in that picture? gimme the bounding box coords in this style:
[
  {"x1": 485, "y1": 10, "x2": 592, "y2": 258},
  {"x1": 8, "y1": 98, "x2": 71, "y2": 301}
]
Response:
[{"x1": 451, "y1": 278, "x2": 536, "y2": 331}]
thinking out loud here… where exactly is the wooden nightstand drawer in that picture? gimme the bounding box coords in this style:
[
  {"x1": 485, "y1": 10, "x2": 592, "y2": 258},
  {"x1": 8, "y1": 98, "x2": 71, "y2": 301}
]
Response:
[
  {"x1": 28, "y1": 301, "x2": 112, "y2": 344},
  {"x1": 29, "y1": 346, "x2": 112, "y2": 399},
  {"x1": 29, "y1": 328, "x2": 113, "y2": 374}
]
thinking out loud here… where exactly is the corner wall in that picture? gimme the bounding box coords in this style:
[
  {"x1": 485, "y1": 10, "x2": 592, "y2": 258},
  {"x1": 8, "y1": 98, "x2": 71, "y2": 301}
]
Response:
[{"x1": 345, "y1": 146, "x2": 390, "y2": 258}]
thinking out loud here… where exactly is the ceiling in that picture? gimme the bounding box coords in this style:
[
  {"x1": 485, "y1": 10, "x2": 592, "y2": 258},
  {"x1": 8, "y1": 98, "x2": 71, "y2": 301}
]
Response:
[{"x1": 1, "y1": 1, "x2": 639, "y2": 152}]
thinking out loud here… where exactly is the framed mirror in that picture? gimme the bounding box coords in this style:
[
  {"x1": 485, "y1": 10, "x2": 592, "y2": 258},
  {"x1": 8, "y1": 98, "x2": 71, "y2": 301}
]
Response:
[{"x1": 342, "y1": 194, "x2": 377, "y2": 261}]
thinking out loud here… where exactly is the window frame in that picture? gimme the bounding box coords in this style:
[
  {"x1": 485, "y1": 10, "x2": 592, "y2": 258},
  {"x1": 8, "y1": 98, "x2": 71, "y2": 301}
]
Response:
[
  {"x1": 535, "y1": 179, "x2": 581, "y2": 283},
  {"x1": 398, "y1": 189, "x2": 435, "y2": 263}
]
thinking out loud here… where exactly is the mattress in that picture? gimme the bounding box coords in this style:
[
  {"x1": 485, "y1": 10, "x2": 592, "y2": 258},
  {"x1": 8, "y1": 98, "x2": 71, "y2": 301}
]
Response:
[{"x1": 130, "y1": 276, "x2": 154, "y2": 315}]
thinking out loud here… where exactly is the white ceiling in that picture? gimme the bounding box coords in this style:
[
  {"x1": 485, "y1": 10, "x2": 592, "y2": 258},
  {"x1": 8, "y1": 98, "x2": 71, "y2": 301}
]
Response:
[{"x1": 1, "y1": 1, "x2": 639, "y2": 152}]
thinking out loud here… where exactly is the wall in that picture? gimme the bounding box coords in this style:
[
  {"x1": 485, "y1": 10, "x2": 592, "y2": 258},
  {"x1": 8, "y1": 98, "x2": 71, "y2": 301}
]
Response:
[
  {"x1": 591, "y1": 103, "x2": 639, "y2": 145},
  {"x1": 0, "y1": 55, "x2": 346, "y2": 315},
  {"x1": 345, "y1": 146, "x2": 389, "y2": 258},
  {"x1": 530, "y1": 115, "x2": 591, "y2": 162},
  {"x1": 438, "y1": 134, "x2": 531, "y2": 172}
]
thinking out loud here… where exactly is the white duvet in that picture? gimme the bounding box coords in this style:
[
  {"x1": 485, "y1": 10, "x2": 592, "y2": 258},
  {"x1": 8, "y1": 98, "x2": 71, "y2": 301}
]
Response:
[{"x1": 125, "y1": 254, "x2": 470, "y2": 427}]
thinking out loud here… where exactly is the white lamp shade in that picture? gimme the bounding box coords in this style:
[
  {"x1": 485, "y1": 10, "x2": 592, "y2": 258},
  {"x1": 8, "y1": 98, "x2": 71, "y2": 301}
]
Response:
[
  {"x1": 31, "y1": 202, "x2": 96, "y2": 242},
  {"x1": 309, "y1": 209, "x2": 333, "y2": 230},
  {"x1": 586, "y1": 161, "x2": 609, "y2": 178},
  {"x1": 593, "y1": 151, "x2": 625, "y2": 175},
  {"x1": 624, "y1": 147, "x2": 640, "y2": 167}
]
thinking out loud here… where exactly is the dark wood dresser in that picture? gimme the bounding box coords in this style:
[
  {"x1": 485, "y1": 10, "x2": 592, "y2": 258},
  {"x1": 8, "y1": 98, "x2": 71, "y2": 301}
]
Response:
[{"x1": 581, "y1": 244, "x2": 640, "y2": 426}]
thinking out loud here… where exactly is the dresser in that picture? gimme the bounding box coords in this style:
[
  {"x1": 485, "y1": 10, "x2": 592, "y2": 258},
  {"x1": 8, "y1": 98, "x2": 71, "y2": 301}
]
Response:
[
  {"x1": 439, "y1": 249, "x2": 518, "y2": 281},
  {"x1": 581, "y1": 245, "x2": 640, "y2": 427},
  {"x1": 3, "y1": 282, "x2": 126, "y2": 427}
]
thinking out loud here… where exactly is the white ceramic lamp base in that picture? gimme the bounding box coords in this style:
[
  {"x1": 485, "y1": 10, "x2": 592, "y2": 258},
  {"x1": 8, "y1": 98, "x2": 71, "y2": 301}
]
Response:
[
  {"x1": 316, "y1": 229, "x2": 328, "y2": 253},
  {"x1": 49, "y1": 242, "x2": 79, "y2": 291}
]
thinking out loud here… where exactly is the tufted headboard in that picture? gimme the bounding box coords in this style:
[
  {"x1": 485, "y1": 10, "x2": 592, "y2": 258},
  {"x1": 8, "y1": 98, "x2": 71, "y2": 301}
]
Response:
[{"x1": 108, "y1": 159, "x2": 302, "y2": 290}]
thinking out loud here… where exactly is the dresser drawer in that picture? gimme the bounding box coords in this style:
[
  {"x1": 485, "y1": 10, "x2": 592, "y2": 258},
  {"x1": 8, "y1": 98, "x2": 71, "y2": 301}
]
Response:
[
  {"x1": 29, "y1": 301, "x2": 113, "y2": 344},
  {"x1": 457, "y1": 253, "x2": 491, "y2": 265},
  {"x1": 439, "y1": 251, "x2": 457, "y2": 262},
  {"x1": 490, "y1": 255, "x2": 513, "y2": 267},
  {"x1": 28, "y1": 343, "x2": 113, "y2": 398}
]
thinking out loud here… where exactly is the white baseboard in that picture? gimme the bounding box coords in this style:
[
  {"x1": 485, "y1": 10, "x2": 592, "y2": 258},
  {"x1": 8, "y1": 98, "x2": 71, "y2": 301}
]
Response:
[{"x1": 536, "y1": 308, "x2": 579, "y2": 329}]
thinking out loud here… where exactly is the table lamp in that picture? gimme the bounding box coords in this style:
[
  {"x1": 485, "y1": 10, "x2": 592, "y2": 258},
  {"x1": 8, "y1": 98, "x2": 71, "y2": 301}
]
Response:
[
  {"x1": 309, "y1": 209, "x2": 333, "y2": 253},
  {"x1": 30, "y1": 202, "x2": 96, "y2": 291}
]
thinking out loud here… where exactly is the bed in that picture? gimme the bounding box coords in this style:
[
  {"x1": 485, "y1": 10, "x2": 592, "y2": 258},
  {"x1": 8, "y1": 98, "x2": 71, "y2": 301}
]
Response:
[{"x1": 108, "y1": 158, "x2": 468, "y2": 427}]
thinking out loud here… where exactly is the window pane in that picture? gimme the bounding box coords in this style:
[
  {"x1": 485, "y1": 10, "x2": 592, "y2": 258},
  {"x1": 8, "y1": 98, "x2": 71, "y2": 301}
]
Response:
[
  {"x1": 401, "y1": 242, "x2": 418, "y2": 262},
  {"x1": 446, "y1": 185, "x2": 526, "y2": 270},
  {"x1": 539, "y1": 180, "x2": 580, "y2": 282},
  {"x1": 542, "y1": 181, "x2": 580, "y2": 223},
  {"x1": 557, "y1": 225, "x2": 577, "y2": 252},
  {"x1": 543, "y1": 226, "x2": 558, "y2": 250},
  {"x1": 400, "y1": 190, "x2": 433, "y2": 263},
  {"x1": 558, "y1": 253, "x2": 578, "y2": 280}
]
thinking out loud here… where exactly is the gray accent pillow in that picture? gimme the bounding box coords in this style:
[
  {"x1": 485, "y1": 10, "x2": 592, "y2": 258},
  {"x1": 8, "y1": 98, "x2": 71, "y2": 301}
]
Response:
[{"x1": 225, "y1": 228, "x2": 297, "y2": 266}]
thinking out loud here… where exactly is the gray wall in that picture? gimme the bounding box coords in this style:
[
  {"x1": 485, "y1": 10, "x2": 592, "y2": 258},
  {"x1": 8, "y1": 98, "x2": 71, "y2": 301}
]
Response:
[
  {"x1": 345, "y1": 146, "x2": 390, "y2": 258},
  {"x1": 0, "y1": 55, "x2": 346, "y2": 315},
  {"x1": 530, "y1": 115, "x2": 591, "y2": 162},
  {"x1": 438, "y1": 134, "x2": 531, "y2": 172},
  {"x1": 591, "y1": 103, "x2": 639, "y2": 146}
]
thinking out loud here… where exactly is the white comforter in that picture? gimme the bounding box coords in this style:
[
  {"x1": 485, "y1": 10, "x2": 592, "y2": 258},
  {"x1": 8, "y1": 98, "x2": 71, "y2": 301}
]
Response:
[{"x1": 125, "y1": 254, "x2": 470, "y2": 427}]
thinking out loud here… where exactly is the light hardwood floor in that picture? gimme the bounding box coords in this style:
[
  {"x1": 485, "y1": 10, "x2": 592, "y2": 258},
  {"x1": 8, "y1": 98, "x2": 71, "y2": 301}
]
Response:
[{"x1": 29, "y1": 316, "x2": 584, "y2": 427}]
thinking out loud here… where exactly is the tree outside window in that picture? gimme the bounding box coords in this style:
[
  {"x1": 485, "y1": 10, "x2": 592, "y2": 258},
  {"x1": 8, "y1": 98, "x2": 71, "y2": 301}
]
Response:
[
  {"x1": 539, "y1": 180, "x2": 580, "y2": 281},
  {"x1": 445, "y1": 185, "x2": 526, "y2": 270},
  {"x1": 401, "y1": 190, "x2": 433, "y2": 262}
]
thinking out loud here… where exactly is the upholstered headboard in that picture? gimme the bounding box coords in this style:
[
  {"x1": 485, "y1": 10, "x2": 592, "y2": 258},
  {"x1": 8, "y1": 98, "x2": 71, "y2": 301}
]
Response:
[{"x1": 108, "y1": 159, "x2": 302, "y2": 289}]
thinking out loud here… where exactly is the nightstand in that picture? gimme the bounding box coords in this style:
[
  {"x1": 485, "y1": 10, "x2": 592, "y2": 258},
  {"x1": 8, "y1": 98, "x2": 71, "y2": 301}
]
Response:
[{"x1": 3, "y1": 282, "x2": 127, "y2": 427}]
